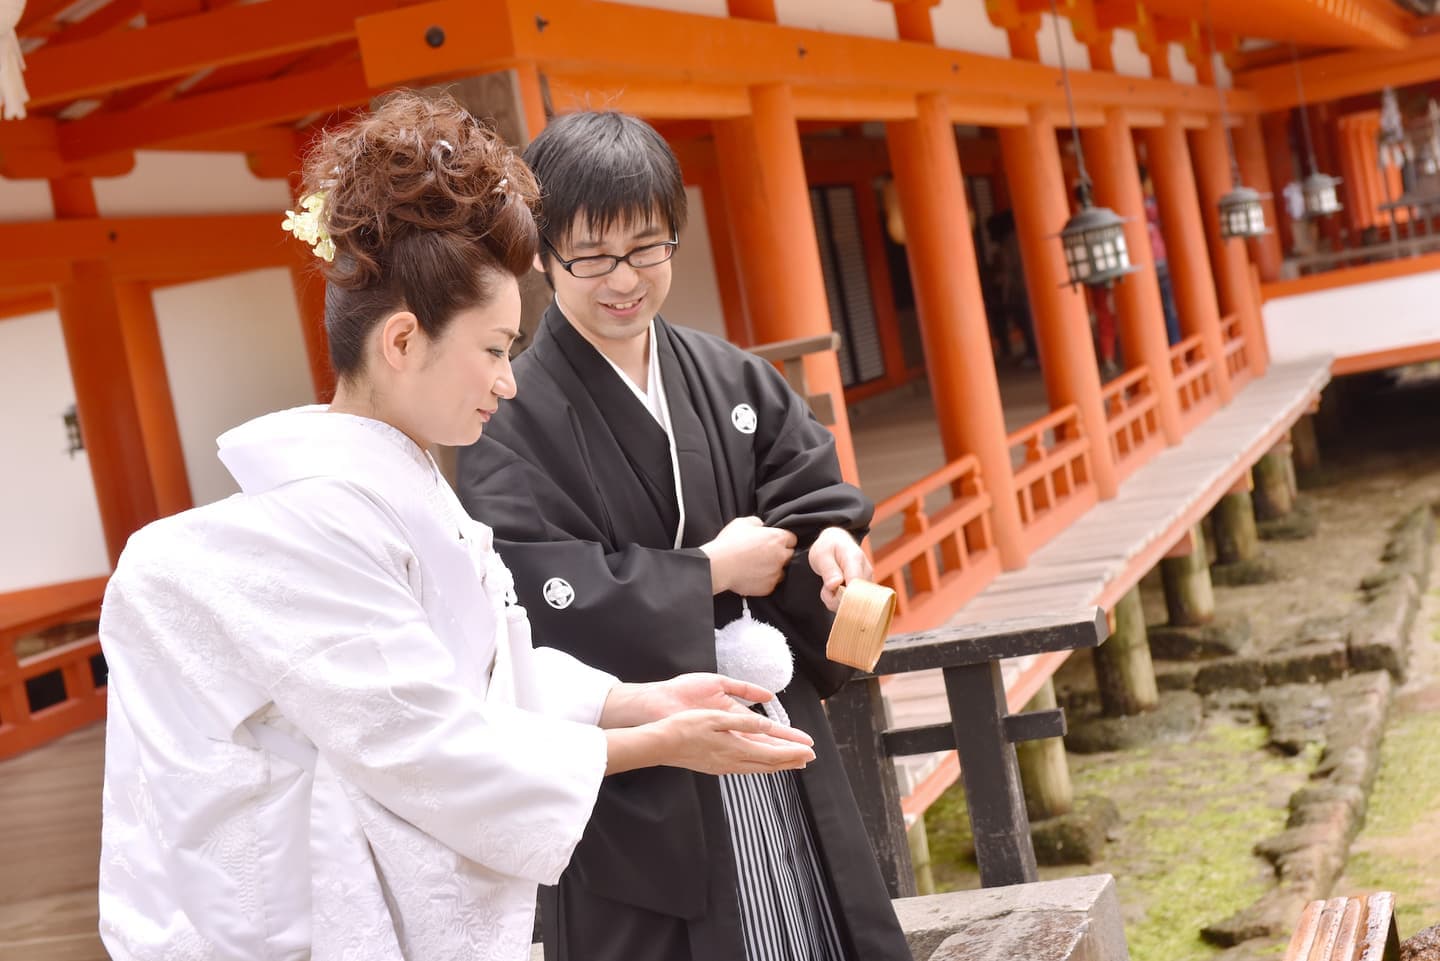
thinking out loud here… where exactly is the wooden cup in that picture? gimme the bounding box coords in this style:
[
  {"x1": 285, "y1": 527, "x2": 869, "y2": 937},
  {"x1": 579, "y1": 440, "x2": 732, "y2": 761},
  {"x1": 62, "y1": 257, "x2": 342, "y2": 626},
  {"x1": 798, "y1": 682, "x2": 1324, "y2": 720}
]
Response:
[{"x1": 825, "y1": 579, "x2": 897, "y2": 672}]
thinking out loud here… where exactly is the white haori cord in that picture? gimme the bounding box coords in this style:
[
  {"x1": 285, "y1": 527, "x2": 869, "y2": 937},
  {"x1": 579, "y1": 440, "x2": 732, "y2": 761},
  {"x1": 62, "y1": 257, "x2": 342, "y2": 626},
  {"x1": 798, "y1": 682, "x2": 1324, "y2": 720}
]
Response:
[{"x1": 0, "y1": 0, "x2": 28, "y2": 120}]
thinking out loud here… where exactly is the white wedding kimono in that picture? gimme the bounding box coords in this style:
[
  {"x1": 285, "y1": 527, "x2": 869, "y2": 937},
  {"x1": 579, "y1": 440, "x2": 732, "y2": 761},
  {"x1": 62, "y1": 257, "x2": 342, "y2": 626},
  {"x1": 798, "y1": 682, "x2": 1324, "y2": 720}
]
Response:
[{"x1": 97, "y1": 407, "x2": 617, "y2": 961}]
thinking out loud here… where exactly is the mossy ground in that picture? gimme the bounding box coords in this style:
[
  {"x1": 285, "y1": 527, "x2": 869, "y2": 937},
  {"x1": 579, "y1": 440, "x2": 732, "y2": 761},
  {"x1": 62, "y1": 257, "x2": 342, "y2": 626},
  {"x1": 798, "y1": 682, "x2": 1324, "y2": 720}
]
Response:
[
  {"x1": 1334, "y1": 584, "x2": 1440, "y2": 941},
  {"x1": 922, "y1": 721, "x2": 1318, "y2": 961}
]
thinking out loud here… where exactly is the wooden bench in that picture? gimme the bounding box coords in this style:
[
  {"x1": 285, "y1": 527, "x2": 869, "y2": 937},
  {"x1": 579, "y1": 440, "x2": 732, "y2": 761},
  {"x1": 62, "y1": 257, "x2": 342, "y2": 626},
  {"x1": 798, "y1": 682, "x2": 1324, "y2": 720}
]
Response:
[
  {"x1": 1283, "y1": 893, "x2": 1399, "y2": 961},
  {"x1": 828, "y1": 608, "x2": 1109, "y2": 896}
]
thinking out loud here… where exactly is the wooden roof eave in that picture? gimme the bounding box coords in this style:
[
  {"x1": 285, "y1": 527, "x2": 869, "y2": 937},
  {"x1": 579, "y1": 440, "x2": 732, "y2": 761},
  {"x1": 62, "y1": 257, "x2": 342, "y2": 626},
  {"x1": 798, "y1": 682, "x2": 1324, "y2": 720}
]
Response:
[
  {"x1": 1235, "y1": 30, "x2": 1440, "y2": 110},
  {"x1": 357, "y1": 0, "x2": 1259, "y2": 123}
]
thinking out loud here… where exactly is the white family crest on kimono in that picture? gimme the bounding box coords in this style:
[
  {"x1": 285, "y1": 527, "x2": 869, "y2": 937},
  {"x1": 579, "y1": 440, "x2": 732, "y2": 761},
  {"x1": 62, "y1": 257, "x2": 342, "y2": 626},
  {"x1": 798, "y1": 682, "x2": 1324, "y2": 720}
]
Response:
[{"x1": 97, "y1": 406, "x2": 616, "y2": 961}]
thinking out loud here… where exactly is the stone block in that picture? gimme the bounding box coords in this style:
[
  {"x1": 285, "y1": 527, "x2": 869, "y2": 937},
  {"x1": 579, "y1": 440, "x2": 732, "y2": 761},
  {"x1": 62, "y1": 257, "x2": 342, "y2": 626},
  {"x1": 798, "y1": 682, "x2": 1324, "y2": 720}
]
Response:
[
  {"x1": 1155, "y1": 661, "x2": 1201, "y2": 692},
  {"x1": 1201, "y1": 887, "x2": 1310, "y2": 946},
  {"x1": 1064, "y1": 691, "x2": 1203, "y2": 754},
  {"x1": 1211, "y1": 557, "x2": 1282, "y2": 586},
  {"x1": 1031, "y1": 796, "x2": 1122, "y2": 867},
  {"x1": 1147, "y1": 618, "x2": 1252, "y2": 661},
  {"x1": 1262, "y1": 642, "x2": 1349, "y2": 686},
  {"x1": 1258, "y1": 685, "x2": 1332, "y2": 755},
  {"x1": 1402, "y1": 922, "x2": 1440, "y2": 961},
  {"x1": 892, "y1": 875, "x2": 1129, "y2": 961},
  {"x1": 1194, "y1": 657, "x2": 1267, "y2": 694}
]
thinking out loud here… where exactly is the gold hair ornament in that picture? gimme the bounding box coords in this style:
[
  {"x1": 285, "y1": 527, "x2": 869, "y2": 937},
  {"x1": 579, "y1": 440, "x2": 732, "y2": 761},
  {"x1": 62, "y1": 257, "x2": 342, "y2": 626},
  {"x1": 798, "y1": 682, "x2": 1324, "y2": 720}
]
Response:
[{"x1": 281, "y1": 191, "x2": 336, "y2": 263}]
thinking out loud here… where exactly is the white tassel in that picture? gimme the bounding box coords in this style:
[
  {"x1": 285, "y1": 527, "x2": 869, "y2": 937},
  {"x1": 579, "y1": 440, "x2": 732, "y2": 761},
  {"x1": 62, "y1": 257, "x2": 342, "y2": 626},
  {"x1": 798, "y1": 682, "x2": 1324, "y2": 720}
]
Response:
[
  {"x1": 714, "y1": 600, "x2": 793, "y2": 725},
  {"x1": 0, "y1": 0, "x2": 29, "y2": 121}
]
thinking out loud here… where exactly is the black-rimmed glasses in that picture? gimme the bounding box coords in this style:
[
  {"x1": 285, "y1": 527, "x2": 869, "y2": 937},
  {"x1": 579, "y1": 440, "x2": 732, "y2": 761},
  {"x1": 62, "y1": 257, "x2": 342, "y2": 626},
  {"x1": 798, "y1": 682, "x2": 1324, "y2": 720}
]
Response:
[{"x1": 543, "y1": 235, "x2": 678, "y2": 279}]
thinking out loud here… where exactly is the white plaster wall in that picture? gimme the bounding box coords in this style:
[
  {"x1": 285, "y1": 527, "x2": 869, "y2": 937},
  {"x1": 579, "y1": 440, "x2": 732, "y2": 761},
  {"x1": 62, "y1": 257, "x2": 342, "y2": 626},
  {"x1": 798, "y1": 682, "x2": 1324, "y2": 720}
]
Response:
[
  {"x1": 1036, "y1": 12, "x2": 1090, "y2": 71},
  {"x1": 930, "y1": 0, "x2": 1009, "y2": 57},
  {"x1": 1264, "y1": 271, "x2": 1440, "y2": 365},
  {"x1": 152, "y1": 268, "x2": 316, "y2": 506},
  {"x1": 775, "y1": 0, "x2": 897, "y2": 39},
  {"x1": 94, "y1": 150, "x2": 291, "y2": 217},
  {"x1": 0, "y1": 310, "x2": 110, "y2": 592},
  {"x1": 1167, "y1": 42, "x2": 1197, "y2": 85},
  {"x1": 664, "y1": 185, "x2": 727, "y2": 339},
  {"x1": 1110, "y1": 28, "x2": 1151, "y2": 79},
  {"x1": 0, "y1": 177, "x2": 54, "y2": 222},
  {"x1": 613, "y1": 0, "x2": 727, "y2": 13}
]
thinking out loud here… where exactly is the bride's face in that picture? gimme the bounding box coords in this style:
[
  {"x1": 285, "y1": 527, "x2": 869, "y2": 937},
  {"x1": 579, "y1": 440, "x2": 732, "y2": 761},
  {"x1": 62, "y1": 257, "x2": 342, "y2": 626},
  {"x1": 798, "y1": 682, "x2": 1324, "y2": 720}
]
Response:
[{"x1": 395, "y1": 276, "x2": 522, "y2": 450}]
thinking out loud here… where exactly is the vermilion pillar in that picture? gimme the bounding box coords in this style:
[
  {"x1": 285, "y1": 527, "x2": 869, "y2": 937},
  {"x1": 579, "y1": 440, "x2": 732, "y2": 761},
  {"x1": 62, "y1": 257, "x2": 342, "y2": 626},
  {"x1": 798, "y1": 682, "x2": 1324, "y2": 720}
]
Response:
[
  {"x1": 714, "y1": 85, "x2": 860, "y2": 484},
  {"x1": 888, "y1": 94, "x2": 1026, "y2": 569},
  {"x1": 115, "y1": 282, "x2": 193, "y2": 517},
  {"x1": 1192, "y1": 118, "x2": 1270, "y2": 376},
  {"x1": 50, "y1": 178, "x2": 160, "y2": 566},
  {"x1": 1081, "y1": 109, "x2": 1183, "y2": 444},
  {"x1": 1234, "y1": 114, "x2": 1284, "y2": 283},
  {"x1": 998, "y1": 107, "x2": 1120, "y2": 500},
  {"x1": 1142, "y1": 113, "x2": 1232, "y2": 404},
  {"x1": 1261, "y1": 111, "x2": 1297, "y2": 257},
  {"x1": 696, "y1": 165, "x2": 752, "y2": 347}
]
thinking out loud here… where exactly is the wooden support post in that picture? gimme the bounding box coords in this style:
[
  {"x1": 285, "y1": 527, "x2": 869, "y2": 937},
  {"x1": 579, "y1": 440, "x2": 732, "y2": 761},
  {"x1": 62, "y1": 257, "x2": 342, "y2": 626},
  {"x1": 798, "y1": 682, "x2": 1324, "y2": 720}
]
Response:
[
  {"x1": 1015, "y1": 677, "x2": 1074, "y2": 821},
  {"x1": 944, "y1": 659, "x2": 1038, "y2": 886},
  {"x1": 1142, "y1": 112, "x2": 1232, "y2": 404},
  {"x1": 1160, "y1": 525, "x2": 1215, "y2": 626},
  {"x1": 714, "y1": 86, "x2": 860, "y2": 485},
  {"x1": 827, "y1": 676, "x2": 916, "y2": 899},
  {"x1": 887, "y1": 94, "x2": 1028, "y2": 569},
  {"x1": 1235, "y1": 113, "x2": 1285, "y2": 284},
  {"x1": 1192, "y1": 118, "x2": 1270, "y2": 376},
  {"x1": 1292, "y1": 414, "x2": 1321, "y2": 475},
  {"x1": 998, "y1": 106, "x2": 1120, "y2": 500},
  {"x1": 1253, "y1": 446, "x2": 1296, "y2": 521},
  {"x1": 1093, "y1": 586, "x2": 1158, "y2": 717},
  {"x1": 1212, "y1": 489, "x2": 1261, "y2": 564},
  {"x1": 1081, "y1": 108, "x2": 1184, "y2": 444},
  {"x1": 50, "y1": 177, "x2": 160, "y2": 566},
  {"x1": 115, "y1": 282, "x2": 192, "y2": 517},
  {"x1": 908, "y1": 817, "x2": 936, "y2": 896}
]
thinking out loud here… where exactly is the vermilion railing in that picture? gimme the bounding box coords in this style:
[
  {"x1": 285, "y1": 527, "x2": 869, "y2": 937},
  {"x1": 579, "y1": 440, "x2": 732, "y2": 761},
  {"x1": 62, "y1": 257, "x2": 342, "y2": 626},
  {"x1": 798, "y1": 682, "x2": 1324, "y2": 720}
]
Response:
[
  {"x1": 869, "y1": 455, "x2": 1002, "y2": 634},
  {"x1": 1102, "y1": 365, "x2": 1165, "y2": 486},
  {"x1": 1008, "y1": 405, "x2": 1097, "y2": 554},
  {"x1": 0, "y1": 576, "x2": 108, "y2": 761},
  {"x1": 1220, "y1": 313, "x2": 1253, "y2": 389},
  {"x1": 1170, "y1": 334, "x2": 1221, "y2": 432}
]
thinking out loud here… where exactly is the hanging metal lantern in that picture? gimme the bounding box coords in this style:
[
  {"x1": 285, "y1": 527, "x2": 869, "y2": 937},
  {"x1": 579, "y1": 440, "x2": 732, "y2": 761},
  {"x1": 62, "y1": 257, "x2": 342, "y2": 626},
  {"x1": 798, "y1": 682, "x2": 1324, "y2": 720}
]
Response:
[
  {"x1": 1300, "y1": 171, "x2": 1344, "y2": 218},
  {"x1": 1219, "y1": 184, "x2": 1269, "y2": 238},
  {"x1": 1059, "y1": 183, "x2": 1136, "y2": 288},
  {"x1": 63, "y1": 404, "x2": 84, "y2": 458}
]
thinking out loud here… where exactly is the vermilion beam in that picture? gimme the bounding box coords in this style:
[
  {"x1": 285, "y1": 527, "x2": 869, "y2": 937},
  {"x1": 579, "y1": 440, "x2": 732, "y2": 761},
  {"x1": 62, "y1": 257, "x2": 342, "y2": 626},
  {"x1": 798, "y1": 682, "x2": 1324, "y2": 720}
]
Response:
[
  {"x1": 23, "y1": 0, "x2": 399, "y2": 108},
  {"x1": 57, "y1": 61, "x2": 372, "y2": 161}
]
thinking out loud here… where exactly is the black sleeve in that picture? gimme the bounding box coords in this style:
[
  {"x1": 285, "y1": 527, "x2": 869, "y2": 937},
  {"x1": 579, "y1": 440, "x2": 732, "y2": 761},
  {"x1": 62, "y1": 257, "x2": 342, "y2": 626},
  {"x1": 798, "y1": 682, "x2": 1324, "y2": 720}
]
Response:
[{"x1": 745, "y1": 359, "x2": 875, "y2": 699}]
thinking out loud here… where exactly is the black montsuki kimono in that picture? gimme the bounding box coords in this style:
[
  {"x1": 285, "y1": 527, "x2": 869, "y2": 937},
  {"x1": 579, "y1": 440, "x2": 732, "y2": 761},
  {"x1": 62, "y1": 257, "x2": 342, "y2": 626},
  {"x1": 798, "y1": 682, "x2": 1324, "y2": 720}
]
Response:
[{"x1": 456, "y1": 305, "x2": 912, "y2": 961}]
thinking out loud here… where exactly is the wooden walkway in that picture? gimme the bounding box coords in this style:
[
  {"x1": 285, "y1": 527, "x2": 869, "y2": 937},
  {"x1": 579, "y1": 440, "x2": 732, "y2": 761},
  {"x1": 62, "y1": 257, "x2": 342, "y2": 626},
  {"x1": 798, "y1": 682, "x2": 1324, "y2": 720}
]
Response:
[
  {"x1": 0, "y1": 724, "x2": 106, "y2": 961},
  {"x1": 879, "y1": 355, "x2": 1334, "y2": 814}
]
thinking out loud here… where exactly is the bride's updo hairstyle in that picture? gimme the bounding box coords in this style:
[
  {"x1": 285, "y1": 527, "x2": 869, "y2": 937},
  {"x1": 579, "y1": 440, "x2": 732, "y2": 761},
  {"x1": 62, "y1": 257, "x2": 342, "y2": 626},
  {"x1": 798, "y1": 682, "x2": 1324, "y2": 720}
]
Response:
[{"x1": 296, "y1": 91, "x2": 539, "y2": 381}]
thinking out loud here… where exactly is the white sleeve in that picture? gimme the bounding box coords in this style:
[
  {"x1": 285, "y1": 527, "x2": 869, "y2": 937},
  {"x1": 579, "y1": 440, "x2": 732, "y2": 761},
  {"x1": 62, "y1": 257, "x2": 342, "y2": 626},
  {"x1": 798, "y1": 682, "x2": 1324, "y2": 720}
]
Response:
[{"x1": 132, "y1": 482, "x2": 611, "y2": 886}]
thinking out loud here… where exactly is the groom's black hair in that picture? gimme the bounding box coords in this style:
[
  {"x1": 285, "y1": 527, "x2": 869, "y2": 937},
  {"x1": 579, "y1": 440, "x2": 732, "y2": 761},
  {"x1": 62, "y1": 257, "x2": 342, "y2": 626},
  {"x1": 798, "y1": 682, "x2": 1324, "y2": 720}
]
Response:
[{"x1": 522, "y1": 111, "x2": 688, "y2": 258}]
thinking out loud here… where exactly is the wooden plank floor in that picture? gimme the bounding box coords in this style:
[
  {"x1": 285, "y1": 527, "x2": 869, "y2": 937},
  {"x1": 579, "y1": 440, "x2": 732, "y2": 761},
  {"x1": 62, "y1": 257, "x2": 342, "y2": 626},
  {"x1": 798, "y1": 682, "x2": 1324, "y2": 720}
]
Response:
[
  {"x1": 0, "y1": 724, "x2": 107, "y2": 961},
  {"x1": 879, "y1": 355, "x2": 1335, "y2": 807}
]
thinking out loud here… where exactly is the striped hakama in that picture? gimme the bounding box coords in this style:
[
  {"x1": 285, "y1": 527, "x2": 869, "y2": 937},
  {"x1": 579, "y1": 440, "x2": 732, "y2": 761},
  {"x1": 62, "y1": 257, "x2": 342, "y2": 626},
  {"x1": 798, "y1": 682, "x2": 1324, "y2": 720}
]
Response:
[{"x1": 718, "y1": 769, "x2": 848, "y2": 961}]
